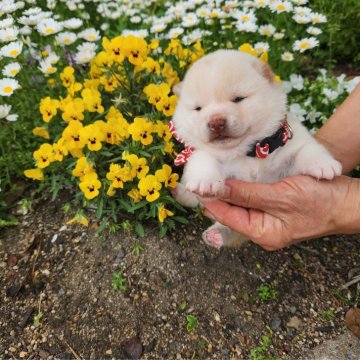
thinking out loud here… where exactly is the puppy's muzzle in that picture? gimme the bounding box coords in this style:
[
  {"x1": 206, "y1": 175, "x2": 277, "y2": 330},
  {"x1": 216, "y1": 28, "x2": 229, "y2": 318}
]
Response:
[{"x1": 208, "y1": 115, "x2": 226, "y2": 133}]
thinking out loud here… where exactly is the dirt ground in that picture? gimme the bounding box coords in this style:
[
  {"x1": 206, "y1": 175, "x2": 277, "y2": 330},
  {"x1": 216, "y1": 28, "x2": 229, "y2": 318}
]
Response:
[{"x1": 1, "y1": 196, "x2": 359, "y2": 359}]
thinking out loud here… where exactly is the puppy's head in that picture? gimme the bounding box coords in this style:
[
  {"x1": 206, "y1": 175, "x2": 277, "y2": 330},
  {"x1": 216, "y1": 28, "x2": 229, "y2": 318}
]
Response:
[{"x1": 172, "y1": 49, "x2": 287, "y2": 156}]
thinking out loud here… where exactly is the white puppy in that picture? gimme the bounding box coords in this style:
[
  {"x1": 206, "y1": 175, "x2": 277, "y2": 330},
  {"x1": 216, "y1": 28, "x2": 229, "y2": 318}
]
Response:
[{"x1": 171, "y1": 49, "x2": 342, "y2": 249}]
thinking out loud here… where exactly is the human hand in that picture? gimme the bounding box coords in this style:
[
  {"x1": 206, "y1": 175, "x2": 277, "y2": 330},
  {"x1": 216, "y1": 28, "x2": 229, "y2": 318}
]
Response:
[{"x1": 201, "y1": 175, "x2": 360, "y2": 251}]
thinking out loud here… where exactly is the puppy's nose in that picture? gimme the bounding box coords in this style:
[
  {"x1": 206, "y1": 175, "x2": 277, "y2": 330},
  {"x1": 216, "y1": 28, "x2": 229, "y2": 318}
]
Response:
[{"x1": 208, "y1": 116, "x2": 226, "y2": 133}]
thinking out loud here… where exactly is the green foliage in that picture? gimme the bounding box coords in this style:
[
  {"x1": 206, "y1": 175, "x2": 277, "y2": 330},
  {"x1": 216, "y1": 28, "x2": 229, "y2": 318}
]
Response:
[
  {"x1": 249, "y1": 335, "x2": 280, "y2": 360},
  {"x1": 111, "y1": 272, "x2": 127, "y2": 293},
  {"x1": 186, "y1": 314, "x2": 198, "y2": 332},
  {"x1": 320, "y1": 309, "x2": 335, "y2": 321},
  {"x1": 311, "y1": 0, "x2": 360, "y2": 67},
  {"x1": 257, "y1": 284, "x2": 278, "y2": 302}
]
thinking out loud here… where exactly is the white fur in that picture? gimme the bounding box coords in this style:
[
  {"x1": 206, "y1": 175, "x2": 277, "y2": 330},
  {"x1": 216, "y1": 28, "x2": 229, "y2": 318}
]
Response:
[{"x1": 172, "y1": 50, "x2": 342, "y2": 248}]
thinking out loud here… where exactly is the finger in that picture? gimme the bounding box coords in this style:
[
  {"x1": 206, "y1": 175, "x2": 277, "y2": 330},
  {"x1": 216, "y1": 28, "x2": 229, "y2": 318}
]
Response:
[
  {"x1": 201, "y1": 199, "x2": 252, "y2": 235},
  {"x1": 224, "y1": 179, "x2": 278, "y2": 209}
]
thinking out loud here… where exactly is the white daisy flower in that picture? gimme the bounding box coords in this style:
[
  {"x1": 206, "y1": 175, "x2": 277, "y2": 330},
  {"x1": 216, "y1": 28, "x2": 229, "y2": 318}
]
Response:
[
  {"x1": 292, "y1": 0, "x2": 308, "y2": 5},
  {"x1": 130, "y1": 15, "x2": 142, "y2": 24},
  {"x1": 1, "y1": 1, "x2": 25, "y2": 14},
  {"x1": 293, "y1": 37, "x2": 319, "y2": 52},
  {"x1": 74, "y1": 50, "x2": 96, "y2": 65},
  {"x1": 122, "y1": 29, "x2": 149, "y2": 38},
  {"x1": 78, "y1": 28, "x2": 100, "y2": 42},
  {"x1": 258, "y1": 24, "x2": 275, "y2": 36},
  {"x1": 225, "y1": 0, "x2": 240, "y2": 8},
  {"x1": 18, "y1": 14, "x2": 42, "y2": 26},
  {"x1": 307, "y1": 26, "x2": 322, "y2": 36},
  {"x1": 167, "y1": 27, "x2": 185, "y2": 39},
  {"x1": 0, "y1": 17, "x2": 14, "y2": 29},
  {"x1": 0, "y1": 78, "x2": 20, "y2": 96},
  {"x1": 254, "y1": 42, "x2": 269, "y2": 53},
  {"x1": 19, "y1": 26, "x2": 32, "y2": 35},
  {"x1": 2, "y1": 62, "x2": 21, "y2": 77},
  {"x1": 232, "y1": 10, "x2": 256, "y2": 23},
  {"x1": 22, "y1": 6, "x2": 42, "y2": 16},
  {"x1": 47, "y1": 52, "x2": 60, "y2": 64},
  {"x1": 196, "y1": 6, "x2": 210, "y2": 18},
  {"x1": 37, "y1": 19, "x2": 63, "y2": 36},
  {"x1": 0, "y1": 26, "x2": 19, "y2": 42},
  {"x1": 0, "y1": 104, "x2": 18, "y2": 121},
  {"x1": 0, "y1": 41, "x2": 23, "y2": 58},
  {"x1": 150, "y1": 22, "x2": 167, "y2": 34},
  {"x1": 182, "y1": 13, "x2": 200, "y2": 28},
  {"x1": 55, "y1": 31, "x2": 77, "y2": 46},
  {"x1": 294, "y1": 6, "x2": 312, "y2": 16},
  {"x1": 62, "y1": 18, "x2": 83, "y2": 30},
  {"x1": 281, "y1": 51, "x2": 294, "y2": 61},
  {"x1": 273, "y1": 32, "x2": 285, "y2": 40},
  {"x1": 311, "y1": 12, "x2": 327, "y2": 24},
  {"x1": 76, "y1": 42, "x2": 97, "y2": 54},
  {"x1": 293, "y1": 14, "x2": 311, "y2": 24},
  {"x1": 306, "y1": 111, "x2": 321, "y2": 124},
  {"x1": 254, "y1": 0, "x2": 269, "y2": 7},
  {"x1": 269, "y1": 1, "x2": 293, "y2": 13},
  {"x1": 236, "y1": 21, "x2": 258, "y2": 33},
  {"x1": 38, "y1": 59, "x2": 57, "y2": 74}
]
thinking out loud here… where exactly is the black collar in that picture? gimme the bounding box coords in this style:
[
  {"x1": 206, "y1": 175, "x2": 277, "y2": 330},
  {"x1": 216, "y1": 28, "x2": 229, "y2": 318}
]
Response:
[{"x1": 246, "y1": 118, "x2": 293, "y2": 159}]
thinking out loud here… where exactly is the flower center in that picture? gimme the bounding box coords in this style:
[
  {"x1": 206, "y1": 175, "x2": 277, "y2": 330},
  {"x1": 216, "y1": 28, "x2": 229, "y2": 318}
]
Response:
[{"x1": 3, "y1": 86, "x2": 13, "y2": 94}]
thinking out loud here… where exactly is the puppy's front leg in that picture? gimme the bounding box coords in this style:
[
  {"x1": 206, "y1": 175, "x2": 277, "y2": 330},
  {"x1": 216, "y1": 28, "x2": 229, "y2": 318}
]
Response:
[
  {"x1": 290, "y1": 139, "x2": 342, "y2": 180},
  {"x1": 182, "y1": 151, "x2": 227, "y2": 198}
]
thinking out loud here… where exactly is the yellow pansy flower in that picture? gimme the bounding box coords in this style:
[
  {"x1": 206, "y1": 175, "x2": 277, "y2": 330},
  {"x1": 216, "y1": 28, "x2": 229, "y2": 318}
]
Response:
[
  {"x1": 33, "y1": 143, "x2": 54, "y2": 169},
  {"x1": 40, "y1": 96, "x2": 60, "y2": 123},
  {"x1": 80, "y1": 123, "x2": 105, "y2": 152},
  {"x1": 128, "y1": 117, "x2": 153, "y2": 146},
  {"x1": 79, "y1": 172, "x2": 101, "y2": 200},
  {"x1": 82, "y1": 88, "x2": 104, "y2": 113},
  {"x1": 124, "y1": 154, "x2": 149, "y2": 179},
  {"x1": 138, "y1": 174, "x2": 162, "y2": 202},
  {"x1": 155, "y1": 164, "x2": 179, "y2": 188},
  {"x1": 161, "y1": 95, "x2": 177, "y2": 117},
  {"x1": 53, "y1": 138, "x2": 68, "y2": 162},
  {"x1": 158, "y1": 206, "x2": 174, "y2": 223},
  {"x1": 62, "y1": 120, "x2": 85, "y2": 150},
  {"x1": 123, "y1": 35, "x2": 149, "y2": 66},
  {"x1": 32, "y1": 127, "x2": 50, "y2": 140},
  {"x1": 62, "y1": 98, "x2": 85, "y2": 122},
  {"x1": 72, "y1": 156, "x2": 95, "y2": 179},
  {"x1": 60, "y1": 66, "x2": 76, "y2": 88},
  {"x1": 66, "y1": 213, "x2": 89, "y2": 227},
  {"x1": 127, "y1": 188, "x2": 142, "y2": 203},
  {"x1": 24, "y1": 168, "x2": 44, "y2": 181},
  {"x1": 106, "y1": 163, "x2": 132, "y2": 189},
  {"x1": 102, "y1": 36, "x2": 125, "y2": 63}
]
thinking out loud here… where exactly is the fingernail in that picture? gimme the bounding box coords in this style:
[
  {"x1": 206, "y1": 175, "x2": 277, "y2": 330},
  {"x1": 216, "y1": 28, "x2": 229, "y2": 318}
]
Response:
[{"x1": 220, "y1": 185, "x2": 231, "y2": 201}]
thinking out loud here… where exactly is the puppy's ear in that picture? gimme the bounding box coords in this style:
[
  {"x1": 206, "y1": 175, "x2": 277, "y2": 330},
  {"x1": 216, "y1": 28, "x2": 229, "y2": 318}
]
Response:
[
  {"x1": 172, "y1": 81, "x2": 183, "y2": 96},
  {"x1": 253, "y1": 60, "x2": 275, "y2": 83}
]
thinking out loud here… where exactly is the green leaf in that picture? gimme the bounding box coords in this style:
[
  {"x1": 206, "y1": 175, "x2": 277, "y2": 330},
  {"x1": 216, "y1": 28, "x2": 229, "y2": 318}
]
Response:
[{"x1": 135, "y1": 222, "x2": 145, "y2": 237}]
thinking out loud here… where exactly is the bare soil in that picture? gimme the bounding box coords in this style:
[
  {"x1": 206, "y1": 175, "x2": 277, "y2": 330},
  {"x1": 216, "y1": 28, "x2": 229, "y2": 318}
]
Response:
[{"x1": 0, "y1": 196, "x2": 359, "y2": 359}]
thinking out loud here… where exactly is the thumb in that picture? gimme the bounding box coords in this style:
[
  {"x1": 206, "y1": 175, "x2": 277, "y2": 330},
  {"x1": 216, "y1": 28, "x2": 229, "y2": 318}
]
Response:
[{"x1": 224, "y1": 179, "x2": 278, "y2": 210}]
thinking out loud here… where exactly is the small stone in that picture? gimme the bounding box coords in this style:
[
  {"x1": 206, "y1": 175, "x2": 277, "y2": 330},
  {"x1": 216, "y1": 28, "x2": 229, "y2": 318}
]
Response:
[
  {"x1": 289, "y1": 306, "x2": 297, "y2": 314},
  {"x1": 286, "y1": 316, "x2": 303, "y2": 331},
  {"x1": 38, "y1": 349, "x2": 49, "y2": 359},
  {"x1": 105, "y1": 349, "x2": 112, "y2": 355},
  {"x1": 19, "y1": 351, "x2": 27, "y2": 358},
  {"x1": 9, "y1": 347, "x2": 16, "y2": 352},
  {"x1": 214, "y1": 312, "x2": 221, "y2": 322},
  {"x1": 345, "y1": 307, "x2": 360, "y2": 338},
  {"x1": 270, "y1": 317, "x2": 281, "y2": 331},
  {"x1": 122, "y1": 336, "x2": 143, "y2": 359},
  {"x1": 244, "y1": 311, "x2": 252, "y2": 316}
]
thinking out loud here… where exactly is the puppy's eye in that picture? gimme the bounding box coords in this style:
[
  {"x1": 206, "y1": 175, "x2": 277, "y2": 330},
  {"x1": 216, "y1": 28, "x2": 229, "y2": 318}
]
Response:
[
  {"x1": 232, "y1": 96, "x2": 245, "y2": 103},
  {"x1": 194, "y1": 106, "x2": 202, "y2": 111}
]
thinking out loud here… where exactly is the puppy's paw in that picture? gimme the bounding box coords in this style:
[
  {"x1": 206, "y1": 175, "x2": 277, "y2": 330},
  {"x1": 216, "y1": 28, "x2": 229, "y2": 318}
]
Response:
[
  {"x1": 202, "y1": 227, "x2": 224, "y2": 249},
  {"x1": 186, "y1": 179, "x2": 228, "y2": 198},
  {"x1": 300, "y1": 157, "x2": 342, "y2": 180},
  {"x1": 171, "y1": 183, "x2": 199, "y2": 208}
]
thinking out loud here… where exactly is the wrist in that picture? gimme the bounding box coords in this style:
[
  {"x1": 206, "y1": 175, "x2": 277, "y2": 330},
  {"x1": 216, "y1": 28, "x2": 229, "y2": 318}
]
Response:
[{"x1": 333, "y1": 176, "x2": 360, "y2": 234}]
